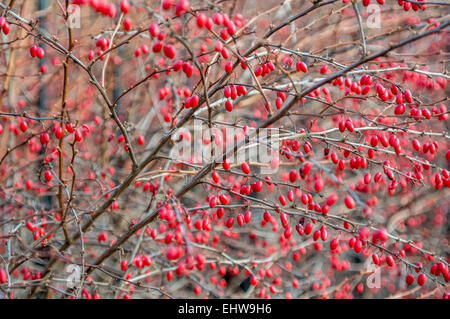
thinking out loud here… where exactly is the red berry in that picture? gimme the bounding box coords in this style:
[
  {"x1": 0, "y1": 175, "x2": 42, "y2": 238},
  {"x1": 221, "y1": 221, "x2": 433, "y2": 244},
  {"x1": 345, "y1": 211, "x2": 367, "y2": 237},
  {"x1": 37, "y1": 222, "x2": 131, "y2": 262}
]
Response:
[
  {"x1": 65, "y1": 123, "x2": 75, "y2": 133},
  {"x1": 405, "y1": 274, "x2": 414, "y2": 286},
  {"x1": 0, "y1": 269, "x2": 7, "y2": 284},
  {"x1": 386, "y1": 255, "x2": 395, "y2": 267},
  {"x1": 345, "y1": 120, "x2": 354, "y2": 132},
  {"x1": 354, "y1": 239, "x2": 362, "y2": 253},
  {"x1": 372, "y1": 254, "x2": 380, "y2": 265},
  {"x1": 244, "y1": 210, "x2": 252, "y2": 223},
  {"x1": 26, "y1": 221, "x2": 36, "y2": 231},
  {"x1": 196, "y1": 13, "x2": 207, "y2": 28},
  {"x1": 121, "y1": 259, "x2": 128, "y2": 271},
  {"x1": 166, "y1": 246, "x2": 181, "y2": 260},
  {"x1": 98, "y1": 232, "x2": 108, "y2": 242},
  {"x1": 412, "y1": 139, "x2": 421, "y2": 152},
  {"x1": 163, "y1": 45, "x2": 176, "y2": 59},
  {"x1": 304, "y1": 223, "x2": 313, "y2": 235},
  {"x1": 237, "y1": 214, "x2": 244, "y2": 226},
  {"x1": 36, "y1": 47, "x2": 45, "y2": 59},
  {"x1": 417, "y1": 273, "x2": 426, "y2": 286},
  {"x1": 296, "y1": 61, "x2": 308, "y2": 73},
  {"x1": 30, "y1": 45, "x2": 37, "y2": 57},
  {"x1": 330, "y1": 238, "x2": 339, "y2": 250},
  {"x1": 120, "y1": 0, "x2": 130, "y2": 14},
  {"x1": 225, "y1": 100, "x2": 233, "y2": 112},
  {"x1": 149, "y1": 23, "x2": 160, "y2": 37},
  {"x1": 162, "y1": 0, "x2": 173, "y2": 10},
  {"x1": 74, "y1": 130, "x2": 83, "y2": 142},
  {"x1": 175, "y1": 0, "x2": 190, "y2": 17},
  {"x1": 344, "y1": 196, "x2": 356, "y2": 209},
  {"x1": 279, "y1": 195, "x2": 287, "y2": 206},
  {"x1": 44, "y1": 170, "x2": 52, "y2": 182},
  {"x1": 225, "y1": 61, "x2": 233, "y2": 73},
  {"x1": 222, "y1": 160, "x2": 231, "y2": 170},
  {"x1": 211, "y1": 171, "x2": 220, "y2": 183},
  {"x1": 225, "y1": 217, "x2": 234, "y2": 228},
  {"x1": 320, "y1": 64, "x2": 328, "y2": 74},
  {"x1": 2, "y1": 22, "x2": 10, "y2": 35},
  {"x1": 123, "y1": 18, "x2": 132, "y2": 32},
  {"x1": 241, "y1": 163, "x2": 250, "y2": 174},
  {"x1": 40, "y1": 133, "x2": 50, "y2": 145},
  {"x1": 19, "y1": 121, "x2": 28, "y2": 132}
]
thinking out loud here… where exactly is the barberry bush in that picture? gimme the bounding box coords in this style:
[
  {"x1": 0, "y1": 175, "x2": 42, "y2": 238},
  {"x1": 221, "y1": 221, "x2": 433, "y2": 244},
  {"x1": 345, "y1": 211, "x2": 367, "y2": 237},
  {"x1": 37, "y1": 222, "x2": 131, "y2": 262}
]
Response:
[{"x1": 0, "y1": 0, "x2": 449, "y2": 299}]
